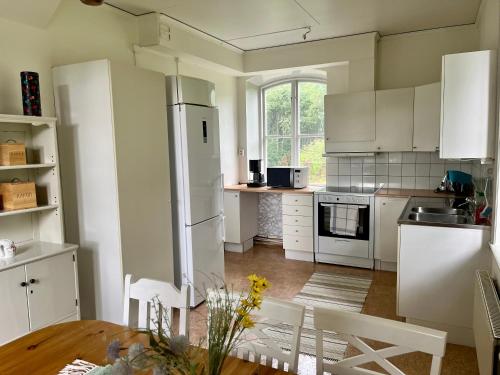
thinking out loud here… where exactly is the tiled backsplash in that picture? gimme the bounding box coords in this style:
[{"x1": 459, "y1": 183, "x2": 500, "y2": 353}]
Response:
[{"x1": 326, "y1": 152, "x2": 488, "y2": 190}]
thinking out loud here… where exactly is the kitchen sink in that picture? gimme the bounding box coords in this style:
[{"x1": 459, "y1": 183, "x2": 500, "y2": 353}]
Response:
[
  {"x1": 408, "y1": 212, "x2": 469, "y2": 224},
  {"x1": 411, "y1": 207, "x2": 466, "y2": 215}
]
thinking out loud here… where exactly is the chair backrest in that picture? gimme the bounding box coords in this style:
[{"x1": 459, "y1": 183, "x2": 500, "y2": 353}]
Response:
[
  {"x1": 314, "y1": 307, "x2": 447, "y2": 375},
  {"x1": 123, "y1": 274, "x2": 190, "y2": 337},
  {"x1": 206, "y1": 290, "x2": 305, "y2": 373}
]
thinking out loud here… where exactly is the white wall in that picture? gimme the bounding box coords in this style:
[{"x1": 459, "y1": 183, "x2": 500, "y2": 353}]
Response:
[
  {"x1": 478, "y1": 0, "x2": 500, "y2": 50},
  {"x1": 0, "y1": 0, "x2": 137, "y2": 117},
  {"x1": 377, "y1": 25, "x2": 479, "y2": 89}
]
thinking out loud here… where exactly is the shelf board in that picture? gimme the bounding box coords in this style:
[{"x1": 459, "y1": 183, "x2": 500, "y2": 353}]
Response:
[
  {"x1": 0, "y1": 204, "x2": 58, "y2": 217},
  {"x1": 0, "y1": 163, "x2": 56, "y2": 171},
  {"x1": 0, "y1": 114, "x2": 56, "y2": 127}
]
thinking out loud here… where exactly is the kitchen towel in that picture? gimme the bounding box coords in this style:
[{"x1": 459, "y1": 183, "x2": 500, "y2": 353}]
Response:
[{"x1": 324, "y1": 203, "x2": 364, "y2": 237}]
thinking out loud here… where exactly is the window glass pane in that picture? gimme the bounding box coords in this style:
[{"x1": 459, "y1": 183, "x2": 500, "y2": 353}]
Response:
[
  {"x1": 299, "y1": 81, "x2": 326, "y2": 135},
  {"x1": 299, "y1": 137, "x2": 326, "y2": 185},
  {"x1": 267, "y1": 138, "x2": 292, "y2": 167},
  {"x1": 265, "y1": 83, "x2": 292, "y2": 136}
]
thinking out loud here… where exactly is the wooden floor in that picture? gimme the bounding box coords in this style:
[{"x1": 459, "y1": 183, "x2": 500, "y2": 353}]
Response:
[{"x1": 189, "y1": 244, "x2": 479, "y2": 375}]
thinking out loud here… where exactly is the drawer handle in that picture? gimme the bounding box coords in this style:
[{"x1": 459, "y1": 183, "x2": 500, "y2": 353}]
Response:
[
  {"x1": 20, "y1": 281, "x2": 28, "y2": 287},
  {"x1": 295, "y1": 209, "x2": 298, "y2": 212},
  {"x1": 295, "y1": 240, "x2": 299, "y2": 243},
  {"x1": 29, "y1": 278, "x2": 38, "y2": 284},
  {"x1": 335, "y1": 239, "x2": 351, "y2": 243},
  {"x1": 295, "y1": 199, "x2": 298, "y2": 202},
  {"x1": 295, "y1": 230, "x2": 298, "y2": 232}
]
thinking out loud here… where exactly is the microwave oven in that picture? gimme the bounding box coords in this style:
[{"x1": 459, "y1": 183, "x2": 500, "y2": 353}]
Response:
[{"x1": 267, "y1": 167, "x2": 309, "y2": 188}]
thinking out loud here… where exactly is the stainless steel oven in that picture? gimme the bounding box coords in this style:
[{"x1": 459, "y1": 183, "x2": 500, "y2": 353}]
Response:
[{"x1": 314, "y1": 188, "x2": 374, "y2": 269}]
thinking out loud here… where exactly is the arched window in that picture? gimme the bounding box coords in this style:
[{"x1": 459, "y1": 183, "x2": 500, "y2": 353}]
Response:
[{"x1": 262, "y1": 79, "x2": 326, "y2": 185}]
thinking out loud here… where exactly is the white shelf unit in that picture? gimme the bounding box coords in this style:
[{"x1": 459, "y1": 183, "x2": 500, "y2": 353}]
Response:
[{"x1": 0, "y1": 115, "x2": 63, "y2": 245}]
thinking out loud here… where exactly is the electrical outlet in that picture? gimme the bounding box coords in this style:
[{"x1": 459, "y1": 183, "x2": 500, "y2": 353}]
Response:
[{"x1": 238, "y1": 148, "x2": 245, "y2": 157}]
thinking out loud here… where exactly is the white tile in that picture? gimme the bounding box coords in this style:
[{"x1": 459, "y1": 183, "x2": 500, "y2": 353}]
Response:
[
  {"x1": 415, "y1": 177, "x2": 430, "y2": 189},
  {"x1": 350, "y1": 163, "x2": 362, "y2": 175},
  {"x1": 326, "y1": 175, "x2": 338, "y2": 187},
  {"x1": 363, "y1": 156, "x2": 375, "y2": 163},
  {"x1": 415, "y1": 163, "x2": 430, "y2": 177},
  {"x1": 401, "y1": 177, "x2": 416, "y2": 189},
  {"x1": 388, "y1": 176, "x2": 402, "y2": 189},
  {"x1": 389, "y1": 164, "x2": 402, "y2": 176},
  {"x1": 459, "y1": 164, "x2": 472, "y2": 174},
  {"x1": 351, "y1": 175, "x2": 363, "y2": 188},
  {"x1": 339, "y1": 163, "x2": 350, "y2": 175},
  {"x1": 376, "y1": 153, "x2": 388, "y2": 163},
  {"x1": 445, "y1": 162, "x2": 460, "y2": 171},
  {"x1": 363, "y1": 163, "x2": 376, "y2": 176},
  {"x1": 402, "y1": 152, "x2": 416, "y2": 163},
  {"x1": 376, "y1": 164, "x2": 388, "y2": 176},
  {"x1": 429, "y1": 177, "x2": 442, "y2": 189},
  {"x1": 339, "y1": 175, "x2": 350, "y2": 187},
  {"x1": 350, "y1": 156, "x2": 364, "y2": 164},
  {"x1": 376, "y1": 175, "x2": 388, "y2": 187},
  {"x1": 326, "y1": 163, "x2": 339, "y2": 175},
  {"x1": 402, "y1": 164, "x2": 415, "y2": 176},
  {"x1": 326, "y1": 157, "x2": 339, "y2": 164},
  {"x1": 430, "y1": 152, "x2": 442, "y2": 163},
  {"x1": 429, "y1": 163, "x2": 444, "y2": 177},
  {"x1": 338, "y1": 157, "x2": 350, "y2": 163},
  {"x1": 416, "y1": 153, "x2": 431, "y2": 163},
  {"x1": 388, "y1": 152, "x2": 403, "y2": 164},
  {"x1": 362, "y1": 175, "x2": 375, "y2": 188}
]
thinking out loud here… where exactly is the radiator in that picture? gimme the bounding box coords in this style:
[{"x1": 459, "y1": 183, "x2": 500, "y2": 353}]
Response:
[{"x1": 474, "y1": 270, "x2": 500, "y2": 375}]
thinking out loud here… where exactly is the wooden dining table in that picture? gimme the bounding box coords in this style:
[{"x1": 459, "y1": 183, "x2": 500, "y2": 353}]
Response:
[{"x1": 0, "y1": 320, "x2": 289, "y2": 375}]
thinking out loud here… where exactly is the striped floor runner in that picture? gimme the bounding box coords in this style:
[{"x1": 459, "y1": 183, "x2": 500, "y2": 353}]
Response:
[{"x1": 263, "y1": 271, "x2": 372, "y2": 374}]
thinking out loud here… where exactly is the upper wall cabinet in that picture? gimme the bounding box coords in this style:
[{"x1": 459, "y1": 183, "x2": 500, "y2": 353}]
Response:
[
  {"x1": 413, "y1": 82, "x2": 441, "y2": 152},
  {"x1": 375, "y1": 88, "x2": 414, "y2": 152},
  {"x1": 440, "y1": 50, "x2": 497, "y2": 160},
  {"x1": 324, "y1": 91, "x2": 376, "y2": 152}
]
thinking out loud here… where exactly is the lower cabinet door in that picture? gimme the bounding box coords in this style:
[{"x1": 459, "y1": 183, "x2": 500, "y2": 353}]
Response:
[
  {"x1": 26, "y1": 252, "x2": 77, "y2": 331},
  {"x1": 0, "y1": 265, "x2": 30, "y2": 344}
]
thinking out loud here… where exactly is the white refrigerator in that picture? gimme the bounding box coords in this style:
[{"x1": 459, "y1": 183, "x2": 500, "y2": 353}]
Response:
[{"x1": 166, "y1": 75, "x2": 225, "y2": 306}]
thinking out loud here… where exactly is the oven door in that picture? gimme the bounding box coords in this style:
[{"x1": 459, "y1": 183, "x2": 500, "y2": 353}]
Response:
[{"x1": 316, "y1": 201, "x2": 371, "y2": 258}]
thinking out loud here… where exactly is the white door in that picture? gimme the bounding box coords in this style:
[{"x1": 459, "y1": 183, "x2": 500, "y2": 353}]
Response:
[
  {"x1": 0, "y1": 266, "x2": 29, "y2": 344},
  {"x1": 26, "y1": 252, "x2": 78, "y2": 330},
  {"x1": 375, "y1": 88, "x2": 414, "y2": 152},
  {"x1": 185, "y1": 215, "x2": 225, "y2": 306},
  {"x1": 413, "y1": 82, "x2": 441, "y2": 152},
  {"x1": 324, "y1": 91, "x2": 376, "y2": 152},
  {"x1": 180, "y1": 105, "x2": 222, "y2": 225},
  {"x1": 375, "y1": 197, "x2": 408, "y2": 262}
]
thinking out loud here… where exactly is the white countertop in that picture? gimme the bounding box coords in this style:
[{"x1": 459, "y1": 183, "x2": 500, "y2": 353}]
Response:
[{"x1": 0, "y1": 241, "x2": 79, "y2": 272}]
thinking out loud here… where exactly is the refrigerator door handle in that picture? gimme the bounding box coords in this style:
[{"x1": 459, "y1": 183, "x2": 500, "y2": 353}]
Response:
[
  {"x1": 220, "y1": 173, "x2": 225, "y2": 215},
  {"x1": 221, "y1": 215, "x2": 226, "y2": 242}
]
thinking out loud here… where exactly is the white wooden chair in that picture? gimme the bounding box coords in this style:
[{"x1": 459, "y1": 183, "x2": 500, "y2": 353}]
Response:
[
  {"x1": 314, "y1": 307, "x2": 447, "y2": 375},
  {"x1": 207, "y1": 290, "x2": 305, "y2": 373},
  {"x1": 123, "y1": 274, "x2": 190, "y2": 337}
]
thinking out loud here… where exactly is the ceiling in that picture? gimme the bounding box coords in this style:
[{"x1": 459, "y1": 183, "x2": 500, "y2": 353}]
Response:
[{"x1": 106, "y1": 0, "x2": 482, "y2": 51}]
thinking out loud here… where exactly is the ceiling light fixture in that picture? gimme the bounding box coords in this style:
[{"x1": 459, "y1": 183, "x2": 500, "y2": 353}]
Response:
[
  {"x1": 303, "y1": 26, "x2": 312, "y2": 41},
  {"x1": 80, "y1": 0, "x2": 104, "y2": 5}
]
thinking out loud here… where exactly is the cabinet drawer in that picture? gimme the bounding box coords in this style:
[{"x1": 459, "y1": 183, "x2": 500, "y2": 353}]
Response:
[
  {"x1": 283, "y1": 215, "x2": 313, "y2": 227},
  {"x1": 283, "y1": 224, "x2": 313, "y2": 237},
  {"x1": 283, "y1": 205, "x2": 312, "y2": 217},
  {"x1": 283, "y1": 235, "x2": 314, "y2": 252},
  {"x1": 282, "y1": 194, "x2": 312, "y2": 207}
]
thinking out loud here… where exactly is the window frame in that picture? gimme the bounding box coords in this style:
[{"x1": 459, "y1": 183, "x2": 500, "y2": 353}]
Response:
[{"x1": 261, "y1": 78, "x2": 326, "y2": 177}]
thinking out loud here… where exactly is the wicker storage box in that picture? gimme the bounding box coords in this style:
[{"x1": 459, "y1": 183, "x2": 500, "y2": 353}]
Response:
[
  {"x1": 0, "y1": 142, "x2": 26, "y2": 166},
  {"x1": 0, "y1": 180, "x2": 37, "y2": 210}
]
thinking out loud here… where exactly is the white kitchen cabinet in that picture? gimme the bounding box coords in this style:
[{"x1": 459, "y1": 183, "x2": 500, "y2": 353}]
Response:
[
  {"x1": 0, "y1": 265, "x2": 30, "y2": 344},
  {"x1": 223, "y1": 191, "x2": 258, "y2": 252},
  {"x1": 324, "y1": 91, "x2": 376, "y2": 152},
  {"x1": 282, "y1": 194, "x2": 314, "y2": 261},
  {"x1": 53, "y1": 60, "x2": 174, "y2": 323},
  {"x1": 374, "y1": 197, "x2": 408, "y2": 271},
  {"x1": 398, "y1": 224, "x2": 491, "y2": 346},
  {"x1": 0, "y1": 244, "x2": 79, "y2": 345},
  {"x1": 440, "y1": 50, "x2": 497, "y2": 160},
  {"x1": 413, "y1": 82, "x2": 441, "y2": 152},
  {"x1": 375, "y1": 88, "x2": 414, "y2": 152}
]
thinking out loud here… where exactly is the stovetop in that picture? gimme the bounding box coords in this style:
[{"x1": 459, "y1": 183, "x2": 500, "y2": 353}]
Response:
[{"x1": 316, "y1": 185, "x2": 382, "y2": 195}]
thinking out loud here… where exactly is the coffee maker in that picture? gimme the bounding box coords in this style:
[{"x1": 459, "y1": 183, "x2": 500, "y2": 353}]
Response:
[{"x1": 247, "y1": 159, "x2": 266, "y2": 187}]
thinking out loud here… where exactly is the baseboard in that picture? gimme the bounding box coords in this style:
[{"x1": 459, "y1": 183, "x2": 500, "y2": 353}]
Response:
[
  {"x1": 285, "y1": 249, "x2": 314, "y2": 262},
  {"x1": 374, "y1": 259, "x2": 397, "y2": 272},
  {"x1": 406, "y1": 317, "x2": 474, "y2": 347},
  {"x1": 224, "y1": 238, "x2": 253, "y2": 253}
]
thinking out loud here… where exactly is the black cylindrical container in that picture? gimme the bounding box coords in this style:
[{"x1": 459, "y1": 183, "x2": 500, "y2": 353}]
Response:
[{"x1": 20, "y1": 71, "x2": 41, "y2": 116}]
